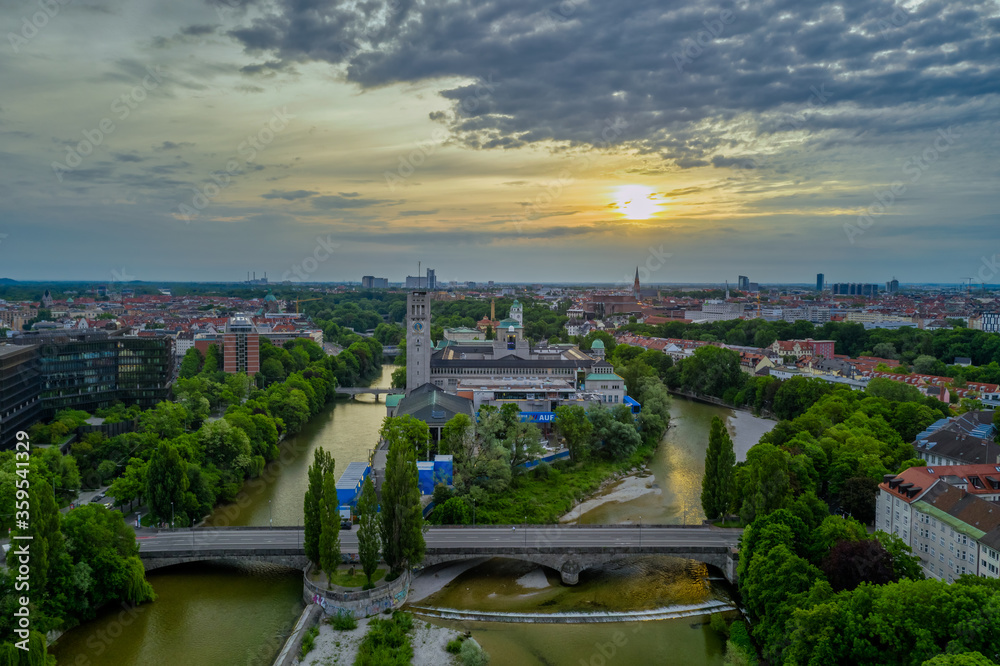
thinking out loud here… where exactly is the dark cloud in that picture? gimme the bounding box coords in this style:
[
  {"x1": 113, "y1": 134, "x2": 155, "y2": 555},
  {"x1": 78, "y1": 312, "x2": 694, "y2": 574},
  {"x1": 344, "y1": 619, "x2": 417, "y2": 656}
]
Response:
[
  {"x1": 225, "y1": 0, "x2": 1000, "y2": 167},
  {"x1": 239, "y1": 60, "x2": 293, "y2": 76},
  {"x1": 397, "y1": 209, "x2": 440, "y2": 216},
  {"x1": 261, "y1": 189, "x2": 318, "y2": 200},
  {"x1": 112, "y1": 152, "x2": 145, "y2": 163},
  {"x1": 155, "y1": 141, "x2": 195, "y2": 150},
  {"x1": 181, "y1": 24, "x2": 217, "y2": 36}
]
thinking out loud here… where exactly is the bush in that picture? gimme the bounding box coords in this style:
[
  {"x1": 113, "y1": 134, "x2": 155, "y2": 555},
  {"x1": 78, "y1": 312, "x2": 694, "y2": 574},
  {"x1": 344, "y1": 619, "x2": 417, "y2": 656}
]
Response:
[
  {"x1": 710, "y1": 612, "x2": 730, "y2": 637},
  {"x1": 446, "y1": 637, "x2": 464, "y2": 654},
  {"x1": 459, "y1": 639, "x2": 490, "y2": 666},
  {"x1": 355, "y1": 612, "x2": 414, "y2": 666},
  {"x1": 724, "y1": 621, "x2": 758, "y2": 666},
  {"x1": 331, "y1": 611, "x2": 358, "y2": 631},
  {"x1": 300, "y1": 625, "x2": 319, "y2": 658}
]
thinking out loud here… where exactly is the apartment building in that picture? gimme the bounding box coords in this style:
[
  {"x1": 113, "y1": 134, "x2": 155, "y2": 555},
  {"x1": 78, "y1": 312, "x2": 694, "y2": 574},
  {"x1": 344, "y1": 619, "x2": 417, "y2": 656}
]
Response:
[{"x1": 878, "y1": 465, "x2": 1000, "y2": 581}]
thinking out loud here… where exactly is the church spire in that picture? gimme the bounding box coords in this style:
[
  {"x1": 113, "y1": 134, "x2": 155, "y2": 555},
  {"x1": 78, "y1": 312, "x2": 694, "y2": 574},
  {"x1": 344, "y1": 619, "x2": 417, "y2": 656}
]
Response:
[{"x1": 633, "y1": 267, "x2": 640, "y2": 301}]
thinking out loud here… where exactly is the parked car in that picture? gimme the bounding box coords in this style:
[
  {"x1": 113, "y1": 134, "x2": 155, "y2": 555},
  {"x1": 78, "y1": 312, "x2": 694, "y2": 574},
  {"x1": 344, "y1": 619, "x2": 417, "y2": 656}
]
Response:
[
  {"x1": 90, "y1": 494, "x2": 105, "y2": 503},
  {"x1": 340, "y1": 518, "x2": 352, "y2": 530}
]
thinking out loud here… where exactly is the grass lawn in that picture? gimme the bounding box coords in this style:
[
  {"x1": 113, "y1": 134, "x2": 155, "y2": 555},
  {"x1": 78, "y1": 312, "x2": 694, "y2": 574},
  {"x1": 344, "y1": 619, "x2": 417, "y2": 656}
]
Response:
[{"x1": 325, "y1": 567, "x2": 387, "y2": 588}]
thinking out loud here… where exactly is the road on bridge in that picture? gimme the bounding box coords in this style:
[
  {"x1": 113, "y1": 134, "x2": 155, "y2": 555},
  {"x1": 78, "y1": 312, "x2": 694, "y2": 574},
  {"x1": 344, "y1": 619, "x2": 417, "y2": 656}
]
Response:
[{"x1": 136, "y1": 526, "x2": 741, "y2": 555}]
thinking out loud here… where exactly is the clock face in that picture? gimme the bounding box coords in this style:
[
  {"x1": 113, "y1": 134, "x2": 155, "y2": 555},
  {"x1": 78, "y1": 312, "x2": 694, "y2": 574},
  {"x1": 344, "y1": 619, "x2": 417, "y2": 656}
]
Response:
[{"x1": 412, "y1": 321, "x2": 424, "y2": 333}]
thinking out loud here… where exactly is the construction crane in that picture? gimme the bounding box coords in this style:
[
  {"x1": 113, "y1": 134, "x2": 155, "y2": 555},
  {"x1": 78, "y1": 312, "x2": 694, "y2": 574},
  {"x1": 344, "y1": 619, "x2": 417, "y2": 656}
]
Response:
[
  {"x1": 295, "y1": 297, "x2": 322, "y2": 314},
  {"x1": 960, "y1": 278, "x2": 974, "y2": 295}
]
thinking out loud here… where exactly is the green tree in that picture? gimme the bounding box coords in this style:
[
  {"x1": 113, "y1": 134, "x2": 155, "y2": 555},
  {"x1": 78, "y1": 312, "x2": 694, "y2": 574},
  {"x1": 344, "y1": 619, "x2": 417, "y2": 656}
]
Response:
[
  {"x1": 379, "y1": 416, "x2": 427, "y2": 575},
  {"x1": 838, "y1": 476, "x2": 879, "y2": 525},
  {"x1": 145, "y1": 441, "x2": 189, "y2": 525},
  {"x1": 319, "y1": 465, "x2": 341, "y2": 586},
  {"x1": 701, "y1": 416, "x2": 736, "y2": 520},
  {"x1": 178, "y1": 347, "x2": 203, "y2": 378},
  {"x1": 357, "y1": 475, "x2": 381, "y2": 588},
  {"x1": 554, "y1": 405, "x2": 593, "y2": 462},
  {"x1": 304, "y1": 447, "x2": 333, "y2": 566}
]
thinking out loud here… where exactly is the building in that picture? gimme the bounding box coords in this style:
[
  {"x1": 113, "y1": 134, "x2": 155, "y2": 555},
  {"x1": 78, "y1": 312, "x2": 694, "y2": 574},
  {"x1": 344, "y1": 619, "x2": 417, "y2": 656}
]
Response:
[
  {"x1": 770, "y1": 339, "x2": 836, "y2": 360},
  {"x1": 9, "y1": 328, "x2": 172, "y2": 420},
  {"x1": 0, "y1": 346, "x2": 42, "y2": 449},
  {"x1": 633, "y1": 267, "x2": 641, "y2": 301},
  {"x1": 738, "y1": 276, "x2": 751, "y2": 292},
  {"x1": 406, "y1": 291, "x2": 431, "y2": 393},
  {"x1": 685, "y1": 300, "x2": 743, "y2": 323},
  {"x1": 816, "y1": 273, "x2": 824, "y2": 291},
  {"x1": 832, "y1": 283, "x2": 881, "y2": 297},
  {"x1": 361, "y1": 276, "x2": 389, "y2": 289},
  {"x1": 887, "y1": 278, "x2": 900, "y2": 293},
  {"x1": 878, "y1": 465, "x2": 1000, "y2": 581},
  {"x1": 914, "y1": 412, "x2": 1000, "y2": 466},
  {"x1": 980, "y1": 313, "x2": 1000, "y2": 333},
  {"x1": 405, "y1": 268, "x2": 437, "y2": 290},
  {"x1": 223, "y1": 315, "x2": 260, "y2": 375},
  {"x1": 583, "y1": 372, "x2": 627, "y2": 405},
  {"x1": 386, "y1": 382, "x2": 475, "y2": 445}
]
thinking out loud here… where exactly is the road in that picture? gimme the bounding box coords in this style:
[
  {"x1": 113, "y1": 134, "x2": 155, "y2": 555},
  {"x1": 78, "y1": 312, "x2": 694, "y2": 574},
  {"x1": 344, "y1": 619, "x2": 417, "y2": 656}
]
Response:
[{"x1": 136, "y1": 526, "x2": 741, "y2": 555}]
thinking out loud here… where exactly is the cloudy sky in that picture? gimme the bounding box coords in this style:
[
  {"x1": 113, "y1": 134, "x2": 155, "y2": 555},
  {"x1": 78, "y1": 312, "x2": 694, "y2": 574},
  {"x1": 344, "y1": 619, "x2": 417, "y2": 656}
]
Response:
[{"x1": 1, "y1": 0, "x2": 998, "y2": 284}]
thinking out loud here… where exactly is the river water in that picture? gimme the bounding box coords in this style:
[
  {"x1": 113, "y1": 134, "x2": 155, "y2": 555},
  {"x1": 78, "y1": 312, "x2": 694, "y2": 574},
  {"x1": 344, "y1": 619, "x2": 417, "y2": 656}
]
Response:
[{"x1": 52, "y1": 372, "x2": 773, "y2": 666}]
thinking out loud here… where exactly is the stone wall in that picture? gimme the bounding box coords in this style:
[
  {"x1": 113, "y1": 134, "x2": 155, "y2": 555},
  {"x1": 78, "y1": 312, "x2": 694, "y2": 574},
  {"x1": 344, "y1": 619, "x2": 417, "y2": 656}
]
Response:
[
  {"x1": 271, "y1": 603, "x2": 322, "y2": 666},
  {"x1": 303, "y1": 568, "x2": 411, "y2": 619}
]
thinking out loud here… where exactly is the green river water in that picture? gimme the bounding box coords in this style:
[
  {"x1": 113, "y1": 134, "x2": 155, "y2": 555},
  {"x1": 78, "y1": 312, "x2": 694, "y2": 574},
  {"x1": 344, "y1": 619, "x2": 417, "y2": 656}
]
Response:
[{"x1": 52, "y1": 366, "x2": 773, "y2": 666}]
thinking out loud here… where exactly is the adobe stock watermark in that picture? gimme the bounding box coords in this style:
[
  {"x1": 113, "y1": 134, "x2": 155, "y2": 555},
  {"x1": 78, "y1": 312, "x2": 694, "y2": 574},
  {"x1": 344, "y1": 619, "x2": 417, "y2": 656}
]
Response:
[
  {"x1": 175, "y1": 107, "x2": 293, "y2": 223},
  {"x1": 843, "y1": 126, "x2": 960, "y2": 244},
  {"x1": 51, "y1": 66, "x2": 164, "y2": 183},
  {"x1": 64, "y1": 600, "x2": 146, "y2": 665},
  {"x1": 281, "y1": 235, "x2": 341, "y2": 283},
  {"x1": 877, "y1": 5, "x2": 911, "y2": 38},
  {"x1": 672, "y1": 9, "x2": 735, "y2": 73},
  {"x1": 8, "y1": 0, "x2": 73, "y2": 54},
  {"x1": 384, "y1": 75, "x2": 499, "y2": 191},
  {"x1": 508, "y1": 117, "x2": 628, "y2": 233}
]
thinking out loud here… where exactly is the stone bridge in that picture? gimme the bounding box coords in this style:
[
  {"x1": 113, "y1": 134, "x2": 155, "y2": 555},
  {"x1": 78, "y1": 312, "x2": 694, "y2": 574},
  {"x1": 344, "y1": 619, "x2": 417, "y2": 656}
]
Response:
[{"x1": 136, "y1": 526, "x2": 741, "y2": 584}]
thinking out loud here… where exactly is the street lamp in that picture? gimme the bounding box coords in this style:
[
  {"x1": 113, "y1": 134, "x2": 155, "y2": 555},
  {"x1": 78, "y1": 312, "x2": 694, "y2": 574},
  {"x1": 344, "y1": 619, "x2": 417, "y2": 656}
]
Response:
[
  {"x1": 639, "y1": 515, "x2": 642, "y2": 548},
  {"x1": 524, "y1": 514, "x2": 527, "y2": 548},
  {"x1": 269, "y1": 500, "x2": 272, "y2": 527},
  {"x1": 472, "y1": 498, "x2": 476, "y2": 526},
  {"x1": 171, "y1": 502, "x2": 174, "y2": 529}
]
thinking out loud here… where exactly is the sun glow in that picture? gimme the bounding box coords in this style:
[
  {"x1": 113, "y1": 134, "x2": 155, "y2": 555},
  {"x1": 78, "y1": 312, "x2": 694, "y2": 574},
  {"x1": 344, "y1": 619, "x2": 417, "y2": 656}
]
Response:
[{"x1": 613, "y1": 185, "x2": 661, "y2": 219}]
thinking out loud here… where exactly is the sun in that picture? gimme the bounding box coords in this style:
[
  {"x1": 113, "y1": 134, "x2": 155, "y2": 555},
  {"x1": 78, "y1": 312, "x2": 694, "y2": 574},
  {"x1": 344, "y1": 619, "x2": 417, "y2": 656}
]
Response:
[{"x1": 613, "y1": 185, "x2": 661, "y2": 220}]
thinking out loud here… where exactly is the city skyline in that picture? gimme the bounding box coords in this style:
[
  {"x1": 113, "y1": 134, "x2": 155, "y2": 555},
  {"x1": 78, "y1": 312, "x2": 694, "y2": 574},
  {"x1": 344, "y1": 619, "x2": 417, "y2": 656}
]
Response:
[{"x1": 2, "y1": 0, "x2": 998, "y2": 283}]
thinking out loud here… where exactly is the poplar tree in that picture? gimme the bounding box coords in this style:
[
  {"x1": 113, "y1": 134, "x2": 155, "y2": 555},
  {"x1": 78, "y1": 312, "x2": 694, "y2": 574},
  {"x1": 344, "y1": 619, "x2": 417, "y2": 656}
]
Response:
[
  {"x1": 304, "y1": 447, "x2": 333, "y2": 566},
  {"x1": 701, "y1": 416, "x2": 736, "y2": 521},
  {"x1": 357, "y1": 475, "x2": 381, "y2": 588},
  {"x1": 319, "y1": 466, "x2": 340, "y2": 586},
  {"x1": 379, "y1": 416, "x2": 427, "y2": 576}
]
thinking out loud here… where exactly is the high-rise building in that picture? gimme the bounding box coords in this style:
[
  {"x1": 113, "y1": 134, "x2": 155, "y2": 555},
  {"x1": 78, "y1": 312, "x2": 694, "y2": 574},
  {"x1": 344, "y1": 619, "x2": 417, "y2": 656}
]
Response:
[
  {"x1": 886, "y1": 278, "x2": 899, "y2": 294},
  {"x1": 832, "y1": 283, "x2": 880, "y2": 297},
  {"x1": 0, "y1": 346, "x2": 41, "y2": 449},
  {"x1": 404, "y1": 268, "x2": 437, "y2": 290},
  {"x1": 738, "y1": 276, "x2": 750, "y2": 291},
  {"x1": 816, "y1": 273, "x2": 824, "y2": 291},
  {"x1": 406, "y1": 291, "x2": 431, "y2": 393},
  {"x1": 223, "y1": 315, "x2": 260, "y2": 375},
  {"x1": 9, "y1": 328, "x2": 172, "y2": 421},
  {"x1": 361, "y1": 276, "x2": 389, "y2": 289}
]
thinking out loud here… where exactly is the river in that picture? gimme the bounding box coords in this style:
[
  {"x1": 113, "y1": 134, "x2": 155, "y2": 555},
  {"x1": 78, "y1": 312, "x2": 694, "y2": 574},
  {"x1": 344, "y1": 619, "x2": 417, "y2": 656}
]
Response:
[{"x1": 52, "y1": 372, "x2": 773, "y2": 666}]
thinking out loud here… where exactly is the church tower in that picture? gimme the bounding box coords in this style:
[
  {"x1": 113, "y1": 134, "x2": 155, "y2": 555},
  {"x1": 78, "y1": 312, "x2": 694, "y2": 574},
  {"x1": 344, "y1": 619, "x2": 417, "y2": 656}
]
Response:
[
  {"x1": 510, "y1": 298, "x2": 523, "y2": 326},
  {"x1": 406, "y1": 291, "x2": 431, "y2": 393},
  {"x1": 633, "y1": 267, "x2": 640, "y2": 301}
]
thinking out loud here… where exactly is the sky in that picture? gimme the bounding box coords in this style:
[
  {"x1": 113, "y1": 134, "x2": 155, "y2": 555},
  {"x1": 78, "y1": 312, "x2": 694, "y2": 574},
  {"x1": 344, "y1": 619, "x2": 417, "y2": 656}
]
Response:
[{"x1": 1, "y1": 0, "x2": 998, "y2": 285}]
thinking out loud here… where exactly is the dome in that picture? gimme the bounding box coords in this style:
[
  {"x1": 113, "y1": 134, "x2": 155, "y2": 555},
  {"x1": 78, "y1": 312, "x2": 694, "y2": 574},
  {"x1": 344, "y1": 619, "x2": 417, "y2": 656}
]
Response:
[
  {"x1": 264, "y1": 290, "x2": 277, "y2": 302},
  {"x1": 591, "y1": 339, "x2": 605, "y2": 349}
]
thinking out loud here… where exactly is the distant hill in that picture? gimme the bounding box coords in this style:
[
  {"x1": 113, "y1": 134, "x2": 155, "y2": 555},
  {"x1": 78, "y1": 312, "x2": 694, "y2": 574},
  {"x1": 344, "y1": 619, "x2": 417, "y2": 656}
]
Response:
[{"x1": 0, "y1": 278, "x2": 19, "y2": 284}]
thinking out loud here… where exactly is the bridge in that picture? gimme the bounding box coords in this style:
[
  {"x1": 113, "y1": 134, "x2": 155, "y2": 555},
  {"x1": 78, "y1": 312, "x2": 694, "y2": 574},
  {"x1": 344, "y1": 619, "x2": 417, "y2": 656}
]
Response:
[
  {"x1": 381, "y1": 345, "x2": 403, "y2": 357},
  {"x1": 334, "y1": 387, "x2": 405, "y2": 400},
  {"x1": 136, "y1": 525, "x2": 742, "y2": 585}
]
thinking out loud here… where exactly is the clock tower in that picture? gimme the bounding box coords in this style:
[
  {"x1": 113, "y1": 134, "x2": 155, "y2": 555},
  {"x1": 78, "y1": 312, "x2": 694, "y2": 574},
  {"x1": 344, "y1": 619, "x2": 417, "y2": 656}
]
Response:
[{"x1": 406, "y1": 290, "x2": 431, "y2": 393}]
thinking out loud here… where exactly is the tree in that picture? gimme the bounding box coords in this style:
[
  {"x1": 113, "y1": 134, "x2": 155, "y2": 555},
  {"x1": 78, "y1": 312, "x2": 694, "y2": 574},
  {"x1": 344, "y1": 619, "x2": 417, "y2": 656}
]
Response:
[
  {"x1": 379, "y1": 416, "x2": 427, "y2": 575},
  {"x1": 357, "y1": 475, "x2": 381, "y2": 588},
  {"x1": 874, "y1": 530, "x2": 925, "y2": 581},
  {"x1": 838, "y1": 476, "x2": 879, "y2": 524},
  {"x1": 554, "y1": 405, "x2": 593, "y2": 462},
  {"x1": 304, "y1": 447, "x2": 333, "y2": 566},
  {"x1": 872, "y1": 342, "x2": 899, "y2": 360},
  {"x1": 822, "y1": 538, "x2": 896, "y2": 592},
  {"x1": 178, "y1": 347, "x2": 203, "y2": 378},
  {"x1": 319, "y1": 465, "x2": 341, "y2": 586},
  {"x1": 145, "y1": 441, "x2": 188, "y2": 525},
  {"x1": 390, "y1": 366, "x2": 406, "y2": 389},
  {"x1": 701, "y1": 416, "x2": 736, "y2": 520}
]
